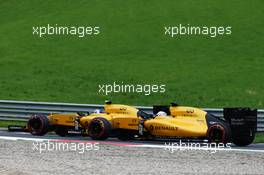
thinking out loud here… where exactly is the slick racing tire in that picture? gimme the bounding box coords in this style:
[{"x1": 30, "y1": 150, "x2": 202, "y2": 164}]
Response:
[
  {"x1": 208, "y1": 123, "x2": 231, "y2": 144},
  {"x1": 88, "y1": 117, "x2": 111, "y2": 140},
  {"x1": 232, "y1": 129, "x2": 255, "y2": 146},
  {"x1": 55, "y1": 126, "x2": 68, "y2": 137},
  {"x1": 28, "y1": 115, "x2": 49, "y2": 136}
]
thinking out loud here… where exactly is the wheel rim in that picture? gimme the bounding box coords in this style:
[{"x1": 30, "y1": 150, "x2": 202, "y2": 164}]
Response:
[
  {"x1": 209, "y1": 125, "x2": 225, "y2": 143},
  {"x1": 90, "y1": 120, "x2": 104, "y2": 136},
  {"x1": 211, "y1": 129, "x2": 222, "y2": 142},
  {"x1": 29, "y1": 118, "x2": 42, "y2": 130}
]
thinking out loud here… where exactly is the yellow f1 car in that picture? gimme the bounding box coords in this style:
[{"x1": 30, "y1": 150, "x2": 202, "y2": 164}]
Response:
[{"x1": 26, "y1": 101, "x2": 257, "y2": 146}]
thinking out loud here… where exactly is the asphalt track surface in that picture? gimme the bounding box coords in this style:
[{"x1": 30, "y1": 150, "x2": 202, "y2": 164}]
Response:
[{"x1": 0, "y1": 130, "x2": 264, "y2": 175}]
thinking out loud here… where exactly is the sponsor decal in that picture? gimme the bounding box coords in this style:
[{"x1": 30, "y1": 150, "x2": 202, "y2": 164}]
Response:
[{"x1": 149, "y1": 125, "x2": 177, "y2": 131}]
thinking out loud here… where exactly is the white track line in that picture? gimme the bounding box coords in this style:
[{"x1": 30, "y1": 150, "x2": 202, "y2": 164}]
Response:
[
  {"x1": 0, "y1": 136, "x2": 264, "y2": 153},
  {"x1": 0, "y1": 136, "x2": 52, "y2": 142},
  {"x1": 132, "y1": 144, "x2": 264, "y2": 153}
]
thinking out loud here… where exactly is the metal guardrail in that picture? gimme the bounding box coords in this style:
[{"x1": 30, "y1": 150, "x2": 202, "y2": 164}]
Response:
[{"x1": 0, "y1": 100, "x2": 263, "y2": 132}]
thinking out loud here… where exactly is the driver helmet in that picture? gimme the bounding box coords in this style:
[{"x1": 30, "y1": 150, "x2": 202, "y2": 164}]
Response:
[
  {"x1": 156, "y1": 111, "x2": 167, "y2": 116},
  {"x1": 94, "y1": 109, "x2": 102, "y2": 114}
]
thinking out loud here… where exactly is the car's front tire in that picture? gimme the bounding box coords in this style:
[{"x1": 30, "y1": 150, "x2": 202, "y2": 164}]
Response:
[{"x1": 88, "y1": 117, "x2": 111, "y2": 140}]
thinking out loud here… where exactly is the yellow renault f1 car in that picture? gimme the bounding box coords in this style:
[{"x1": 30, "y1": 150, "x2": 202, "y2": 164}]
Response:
[{"x1": 26, "y1": 101, "x2": 257, "y2": 146}]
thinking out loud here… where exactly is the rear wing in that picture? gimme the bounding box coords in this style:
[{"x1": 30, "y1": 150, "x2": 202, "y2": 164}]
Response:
[{"x1": 223, "y1": 107, "x2": 257, "y2": 146}]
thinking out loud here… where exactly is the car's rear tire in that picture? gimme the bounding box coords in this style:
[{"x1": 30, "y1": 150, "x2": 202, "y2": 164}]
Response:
[
  {"x1": 232, "y1": 129, "x2": 255, "y2": 146},
  {"x1": 88, "y1": 117, "x2": 111, "y2": 140},
  {"x1": 208, "y1": 124, "x2": 231, "y2": 144},
  {"x1": 55, "y1": 126, "x2": 68, "y2": 137},
  {"x1": 28, "y1": 115, "x2": 49, "y2": 136}
]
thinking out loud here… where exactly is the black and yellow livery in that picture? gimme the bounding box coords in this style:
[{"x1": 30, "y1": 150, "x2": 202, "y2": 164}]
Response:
[{"x1": 26, "y1": 101, "x2": 257, "y2": 146}]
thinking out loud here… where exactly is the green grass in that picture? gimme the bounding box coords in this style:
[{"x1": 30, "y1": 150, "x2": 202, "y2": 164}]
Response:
[
  {"x1": 0, "y1": 121, "x2": 26, "y2": 128},
  {"x1": 254, "y1": 133, "x2": 264, "y2": 143},
  {"x1": 0, "y1": 0, "x2": 263, "y2": 108}
]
